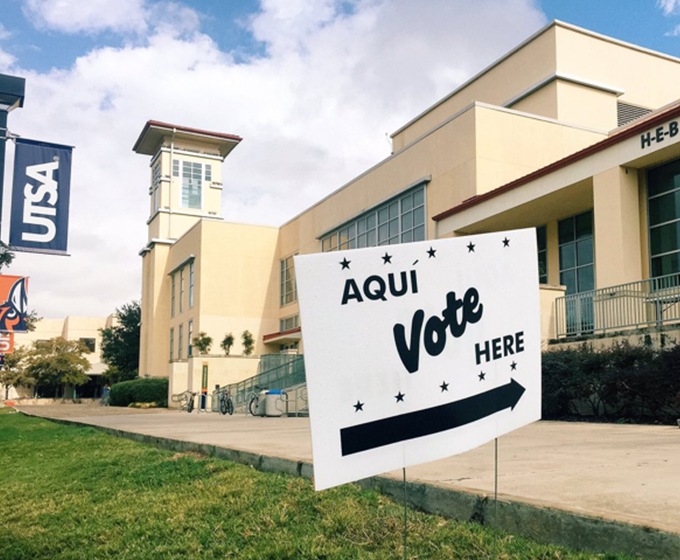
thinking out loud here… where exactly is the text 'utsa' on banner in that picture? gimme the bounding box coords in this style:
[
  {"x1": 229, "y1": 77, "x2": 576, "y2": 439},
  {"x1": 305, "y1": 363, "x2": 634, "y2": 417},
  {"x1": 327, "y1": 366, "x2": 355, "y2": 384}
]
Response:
[{"x1": 10, "y1": 138, "x2": 72, "y2": 255}]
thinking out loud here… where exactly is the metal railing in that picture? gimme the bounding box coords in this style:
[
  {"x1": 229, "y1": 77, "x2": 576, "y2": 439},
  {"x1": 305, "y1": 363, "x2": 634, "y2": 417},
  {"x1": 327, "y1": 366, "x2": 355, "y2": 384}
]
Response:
[
  {"x1": 225, "y1": 355, "x2": 306, "y2": 413},
  {"x1": 555, "y1": 272, "x2": 680, "y2": 338}
]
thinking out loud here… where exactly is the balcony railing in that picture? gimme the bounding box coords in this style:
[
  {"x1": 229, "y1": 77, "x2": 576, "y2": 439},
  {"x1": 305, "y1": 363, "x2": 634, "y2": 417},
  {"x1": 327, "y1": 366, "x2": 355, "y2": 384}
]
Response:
[{"x1": 555, "y1": 272, "x2": 680, "y2": 338}]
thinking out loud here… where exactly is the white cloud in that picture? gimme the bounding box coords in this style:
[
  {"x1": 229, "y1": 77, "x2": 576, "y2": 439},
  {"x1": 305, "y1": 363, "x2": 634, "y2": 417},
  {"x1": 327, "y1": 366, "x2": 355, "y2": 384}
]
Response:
[
  {"x1": 0, "y1": 47, "x2": 17, "y2": 71},
  {"x1": 23, "y1": 0, "x2": 149, "y2": 34},
  {"x1": 0, "y1": 23, "x2": 12, "y2": 40},
  {"x1": 7, "y1": 0, "x2": 546, "y2": 318},
  {"x1": 659, "y1": 0, "x2": 680, "y2": 16}
]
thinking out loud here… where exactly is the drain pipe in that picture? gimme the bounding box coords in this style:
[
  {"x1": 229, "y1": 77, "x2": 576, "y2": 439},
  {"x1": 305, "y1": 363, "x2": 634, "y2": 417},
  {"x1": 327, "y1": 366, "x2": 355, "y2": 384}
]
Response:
[{"x1": 169, "y1": 127, "x2": 176, "y2": 239}]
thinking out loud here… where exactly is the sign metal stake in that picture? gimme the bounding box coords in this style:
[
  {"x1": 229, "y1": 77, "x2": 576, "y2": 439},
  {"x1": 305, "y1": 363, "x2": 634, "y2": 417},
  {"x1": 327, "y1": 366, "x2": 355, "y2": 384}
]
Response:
[
  {"x1": 494, "y1": 437, "x2": 498, "y2": 504},
  {"x1": 402, "y1": 467, "x2": 408, "y2": 560}
]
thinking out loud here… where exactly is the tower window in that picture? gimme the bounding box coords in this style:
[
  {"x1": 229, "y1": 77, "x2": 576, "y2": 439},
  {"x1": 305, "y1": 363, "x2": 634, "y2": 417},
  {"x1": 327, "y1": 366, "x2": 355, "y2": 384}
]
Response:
[{"x1": 173, "y1": 159, "x2": 206, "y2": 210}]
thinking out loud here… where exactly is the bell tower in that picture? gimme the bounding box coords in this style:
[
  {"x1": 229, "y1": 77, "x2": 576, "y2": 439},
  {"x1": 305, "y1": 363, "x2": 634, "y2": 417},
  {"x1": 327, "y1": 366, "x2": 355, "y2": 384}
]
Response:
[
  {"x1": 133, "y1": 120, "x2": 242, "y2": 242},
  {"x1": 133, "y1": 121, "x2": 242, "y2": 378}
]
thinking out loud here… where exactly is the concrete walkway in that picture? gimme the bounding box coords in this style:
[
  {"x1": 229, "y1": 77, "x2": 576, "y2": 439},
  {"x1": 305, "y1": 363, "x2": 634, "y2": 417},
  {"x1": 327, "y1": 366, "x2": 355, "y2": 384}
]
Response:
[{"x1": 17, "y1": 403, "x2": 680, "y2": 537}]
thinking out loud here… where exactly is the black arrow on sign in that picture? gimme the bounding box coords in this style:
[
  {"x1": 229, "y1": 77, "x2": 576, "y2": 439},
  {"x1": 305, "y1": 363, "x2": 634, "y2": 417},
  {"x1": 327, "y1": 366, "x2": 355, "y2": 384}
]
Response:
[{"x1": 340, "y1": 379, "x2": 526, "y2": 456}]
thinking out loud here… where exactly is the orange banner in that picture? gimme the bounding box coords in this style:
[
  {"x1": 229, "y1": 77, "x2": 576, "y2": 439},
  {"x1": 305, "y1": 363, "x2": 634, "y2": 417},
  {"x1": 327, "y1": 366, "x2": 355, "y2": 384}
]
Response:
[
  {"x1": 0, "y1": 332, "x2": 14, "y2": 353},
  {"x1": 0, "y1": 275, "x2": 29, "y2": 333}
]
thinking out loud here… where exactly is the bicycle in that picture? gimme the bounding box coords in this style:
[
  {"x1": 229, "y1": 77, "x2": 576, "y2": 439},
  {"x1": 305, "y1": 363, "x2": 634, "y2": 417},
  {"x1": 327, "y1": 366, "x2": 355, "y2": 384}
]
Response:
[
  {"x1": 247, "y1": 385, "x2": 267, "y2": 416},
  {"x1": 171, "y1": 390, "x2": 196, "y2": 413},
  {"x1": 217, "y1": 387, "x2": 234, "y2": 416}
]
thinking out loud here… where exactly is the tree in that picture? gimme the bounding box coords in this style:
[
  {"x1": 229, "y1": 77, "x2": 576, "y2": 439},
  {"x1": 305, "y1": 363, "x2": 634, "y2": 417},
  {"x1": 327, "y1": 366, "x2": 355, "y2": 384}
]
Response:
[
  {"x1": 100, "y1": 301, "x2": 141, "y2": 380},
  {"x1": 193, "y1": 332, "x2": 212, "y2": 355},
  {"x1": 0, "y1": 241, "x2": 14, "y2": 271},
  {"x1": 25, "y1": 310, "x2": 42, "y2": 332},
  {"x1": 220, "y1": 333, "x2": 234, "y2": 356},
  {"x1": 0, "y1": 347, "x2": 32, "y2": 400},
  {"x1": 25, "y1": 337, "x2": 91, "y2": 397},
  {"x1": 242, "y1": 330, "x2": 255, "y2": 356}
]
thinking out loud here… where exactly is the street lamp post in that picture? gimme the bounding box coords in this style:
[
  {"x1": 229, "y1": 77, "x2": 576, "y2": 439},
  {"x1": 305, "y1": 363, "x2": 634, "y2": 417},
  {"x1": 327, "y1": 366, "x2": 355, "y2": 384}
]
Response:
[{"x1": 0, "y1": 74, "x2": 26, "y2": 225}]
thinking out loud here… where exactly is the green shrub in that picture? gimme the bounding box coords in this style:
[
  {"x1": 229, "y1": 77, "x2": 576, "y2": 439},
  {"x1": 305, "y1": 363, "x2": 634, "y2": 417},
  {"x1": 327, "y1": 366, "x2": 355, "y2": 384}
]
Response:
[
  {"x1": 109, "y1": 378, "x2": 168, "y2": 407},
  {"x1": 542, "y1": 341, "x2": 680, "y2": 423}
]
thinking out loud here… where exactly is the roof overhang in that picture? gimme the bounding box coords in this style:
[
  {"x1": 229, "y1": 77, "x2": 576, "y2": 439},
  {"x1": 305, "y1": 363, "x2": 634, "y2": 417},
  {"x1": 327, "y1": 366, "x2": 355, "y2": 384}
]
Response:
[
  {"x1": 263, "y1": 327, "x2": 302, "y2": 345},
  {"x1": 132, "y1": 120, "x2": 242, "y2": 159},
  {"x1": 0, "y1": 74, "x2": 25, "y2": 112}
]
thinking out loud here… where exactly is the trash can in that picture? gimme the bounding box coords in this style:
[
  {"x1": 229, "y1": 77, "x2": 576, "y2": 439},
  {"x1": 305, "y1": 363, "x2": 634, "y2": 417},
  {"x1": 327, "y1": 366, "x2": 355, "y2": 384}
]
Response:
[{"x1": 265, "y1": 389, "x2": 286, "y2": 417}]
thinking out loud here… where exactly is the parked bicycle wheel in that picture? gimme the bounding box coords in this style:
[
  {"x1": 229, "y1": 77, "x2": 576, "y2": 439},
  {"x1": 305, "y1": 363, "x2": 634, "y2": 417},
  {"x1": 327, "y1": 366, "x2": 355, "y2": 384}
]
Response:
[
  {"x1": 187, "y1": 394, "x2": 195, "y2": 413},
  {"x1": 248, "y1": 395, "x2": 258, "y2": 416},
  {"x1": 226, "y1": 396, "x2": 234, "y2": 415},
  {"x1": 219, "y1": 394, "x2": 229, "y2": 415}
]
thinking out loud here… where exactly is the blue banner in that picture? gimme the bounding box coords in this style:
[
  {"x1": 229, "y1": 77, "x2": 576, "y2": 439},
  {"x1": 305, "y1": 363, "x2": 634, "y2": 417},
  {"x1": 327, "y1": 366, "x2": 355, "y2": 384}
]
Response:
[{"x1": 9, "y1": 138, "x2": 72, "y2": 255}]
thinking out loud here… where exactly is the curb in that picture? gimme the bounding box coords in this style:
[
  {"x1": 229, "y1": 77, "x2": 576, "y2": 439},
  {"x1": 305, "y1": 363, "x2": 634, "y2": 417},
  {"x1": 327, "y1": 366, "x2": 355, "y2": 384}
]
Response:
[{"x1": 20, "y1": 411, "x2": 680, "y2": 560}]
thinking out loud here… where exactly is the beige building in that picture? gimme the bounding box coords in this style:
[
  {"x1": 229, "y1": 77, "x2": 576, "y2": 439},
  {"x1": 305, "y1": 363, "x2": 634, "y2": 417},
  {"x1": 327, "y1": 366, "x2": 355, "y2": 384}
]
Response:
[
  {"x1": 136, "y1": 21, "x2": 680, "y2": 398},
  {"x1": 7, "y1": 315, "x2": 116, "y2": 399}
]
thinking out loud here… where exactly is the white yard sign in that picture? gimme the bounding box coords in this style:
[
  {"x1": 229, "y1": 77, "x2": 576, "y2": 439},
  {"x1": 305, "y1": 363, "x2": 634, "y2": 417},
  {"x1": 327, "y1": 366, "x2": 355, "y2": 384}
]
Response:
[{"x1": 295, "y1": 230, "x2": 541, "y2": 491}]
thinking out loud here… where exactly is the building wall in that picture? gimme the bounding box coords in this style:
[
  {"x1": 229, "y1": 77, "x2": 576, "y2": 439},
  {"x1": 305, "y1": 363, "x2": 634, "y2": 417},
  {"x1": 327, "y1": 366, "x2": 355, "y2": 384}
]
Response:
[
  {"x1": 137, "y1": 22, "x2": 680, "y2": 395},
  {"x1": 5, "y1": 315, "x2": 115, "y2": 399}
]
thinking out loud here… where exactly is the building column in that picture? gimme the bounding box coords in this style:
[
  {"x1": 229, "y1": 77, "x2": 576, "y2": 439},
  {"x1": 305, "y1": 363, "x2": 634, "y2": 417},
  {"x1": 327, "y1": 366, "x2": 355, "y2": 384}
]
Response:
[{"x1": 593, "y1": 167, "x2": 642, "y2": 288}]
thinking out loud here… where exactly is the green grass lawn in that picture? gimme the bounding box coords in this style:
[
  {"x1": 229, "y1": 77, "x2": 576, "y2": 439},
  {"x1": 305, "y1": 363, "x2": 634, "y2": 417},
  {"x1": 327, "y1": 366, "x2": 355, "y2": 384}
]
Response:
[{"x1": 0, "y1": 408, "x2": 634, "y2": 560}]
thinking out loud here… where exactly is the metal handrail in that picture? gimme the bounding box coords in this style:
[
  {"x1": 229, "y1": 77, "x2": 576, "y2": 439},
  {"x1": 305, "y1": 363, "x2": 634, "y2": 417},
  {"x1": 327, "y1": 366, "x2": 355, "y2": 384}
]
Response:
[
  {"x1": 224, "y1": 355, "x2": 306, "y2": 412},
  {"x1": 555, "y1": 272, "x2": 680, "y2": 338}
]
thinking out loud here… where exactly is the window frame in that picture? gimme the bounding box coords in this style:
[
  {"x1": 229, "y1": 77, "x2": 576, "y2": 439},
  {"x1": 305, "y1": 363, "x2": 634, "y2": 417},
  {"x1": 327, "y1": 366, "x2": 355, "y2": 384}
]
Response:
[
  {"x1": 171, "y1": 273, "x2": 176, "y2": 318},
  {"x1": 178, "y1": 323, "x2": 183, "y2": 360},
  {"x1": 558, "y1": 211, "x2": 595, "y2": 295},
  {"x1": 280, "y1": 255, "x2": 297, "y2": 307},
  {"x1": 537, "y1": 225, "x2": 548, "y2": 284},
  {"x1": 647, "y1": 159, "x2": 680, "y2": 277},
  {"x1": 320, "y1": 185, "x2": 426, "y2": 252},
  {"x1": 173, "y1": 159, "x2": 204, "y2": 211},
  {"x1": 189, "y1": 261, "x2": 194, "y2": 308},
  {"x1": 179, "y1": 267, "x2": 184, "y2": 314},
  {"x1": 169, "y1": 328, "x2": 174, "y2": 362},
  {"x1": 188, "y1": 320, "x2": 193, "y2": 358}
]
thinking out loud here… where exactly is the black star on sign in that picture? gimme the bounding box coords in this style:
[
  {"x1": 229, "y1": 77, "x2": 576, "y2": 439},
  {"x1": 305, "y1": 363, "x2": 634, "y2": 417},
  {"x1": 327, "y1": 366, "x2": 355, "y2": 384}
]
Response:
[
  {"x1": 427, "y1": 247, "x2": 437, "y2": 258},
  {"x1": 467, "y1": 242, "x2": 475, "y2": 253},
  {"x1": 395, "y1": 392, "x2": 405, "y2": 403},
  {"x1": 510, "y1": 361, "x2": 517, "y2": 371},
  {"x1": 340, "y1": 258, "x2": 351, "y2": 270},
  {"x1": 382, "y1": 252, "x2": 392, "y2": 264},
  {"x1": 440, "y1": 381, "x2": 449, "y2": 392},
  {"x1": 354, "y1": 400, "x2": 364, "y2": 412},
  {"x1": 503, "y1": 237, "x2": 510, "y2": 247},
  {"x1": 478, "y1": 371, "x2": 486, "y2": 381}
]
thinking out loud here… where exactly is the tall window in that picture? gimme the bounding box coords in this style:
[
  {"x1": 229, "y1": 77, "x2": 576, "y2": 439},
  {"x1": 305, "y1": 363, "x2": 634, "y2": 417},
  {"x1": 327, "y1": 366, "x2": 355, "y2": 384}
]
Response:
[
  {"x1": 152, "y1": 163, "x2": 161, "y2": 211},
  {"x1": 173, "y1": 159, "x2": 212, "y2": 210},
  {"x1": 558, "y1": 211, "x2": 594, "y2": 294},
  {"x1": 178, "y1": 324, "x2": 183, "y2": 360},
  {"x1": 559, "y1": 212, "x2": 594, "y2": 335},
  {"x1": 189, "y1": 261, "x2": 194, "y2": 308},
  {"x1": 648, "y1": 159, "x2": 680, "y2": 276},
  {"x1": 171, "y1": 274, "x2": 176, "y2": 317},
  {"x1": 169, "y1": 328, "x2": 174, "y2": 361},
  {"x1": 537, "y1": 225, "x2": 547, "y2": 284},
  {"x1": 321, "y1": 186, "x2": 425, "y2": 251},
  {"x1": 280, "y1": 255, "x2": 297, "y2": 306},
  {"x1": 179, "y1": 267, "x2": 184, "y2": 313},
  {"x1": 188, "y1": 320, "x2": 193, "y2": 357}
]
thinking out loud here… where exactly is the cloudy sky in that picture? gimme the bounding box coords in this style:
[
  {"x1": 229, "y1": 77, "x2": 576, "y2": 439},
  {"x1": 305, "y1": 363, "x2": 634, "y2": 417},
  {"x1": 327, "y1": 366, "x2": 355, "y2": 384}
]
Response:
[{"x1": 0, "y1": 0, "x2": 679, "y2": 318}]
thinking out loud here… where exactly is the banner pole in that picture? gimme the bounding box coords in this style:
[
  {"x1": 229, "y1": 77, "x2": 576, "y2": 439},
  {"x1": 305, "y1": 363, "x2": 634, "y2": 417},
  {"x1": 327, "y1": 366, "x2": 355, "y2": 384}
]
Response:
[
  {"x1": 0, "y1": 74, "x2": 26, "y2": 236},
  {"x1": 403, "y1": 467, "x2": 408, "y2": 560}
]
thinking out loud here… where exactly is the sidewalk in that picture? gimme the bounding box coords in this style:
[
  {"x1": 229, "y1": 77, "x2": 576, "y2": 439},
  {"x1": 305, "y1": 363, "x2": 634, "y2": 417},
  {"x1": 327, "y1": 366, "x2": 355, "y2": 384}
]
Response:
[{"x1": 17, "y1": 404, "x2": 680, "y2": 540}]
